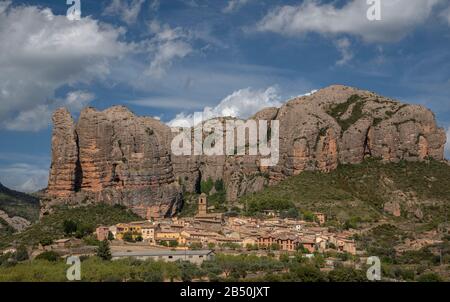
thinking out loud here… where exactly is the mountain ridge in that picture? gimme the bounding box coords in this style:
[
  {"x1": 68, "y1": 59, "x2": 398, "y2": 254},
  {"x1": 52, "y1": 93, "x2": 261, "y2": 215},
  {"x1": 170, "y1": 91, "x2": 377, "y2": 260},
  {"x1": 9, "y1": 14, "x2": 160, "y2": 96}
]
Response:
[{"x1": 42, "y1": 85, "x2": 447, "y2": 218}]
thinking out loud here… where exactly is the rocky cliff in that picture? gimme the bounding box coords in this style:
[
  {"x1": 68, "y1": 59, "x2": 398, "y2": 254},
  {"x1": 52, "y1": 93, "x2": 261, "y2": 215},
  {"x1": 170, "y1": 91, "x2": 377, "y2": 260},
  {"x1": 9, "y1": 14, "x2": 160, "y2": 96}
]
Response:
[{"x1": 44, "y1": 85, "x2": 446, "y2": 217}]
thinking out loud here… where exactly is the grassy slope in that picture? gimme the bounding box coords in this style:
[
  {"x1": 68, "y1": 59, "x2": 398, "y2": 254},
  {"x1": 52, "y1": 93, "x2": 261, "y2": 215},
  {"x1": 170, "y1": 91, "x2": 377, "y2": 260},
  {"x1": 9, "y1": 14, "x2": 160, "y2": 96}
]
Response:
[
  {"x1": 0, "y1": 183, "x2": 40, "y2": 222},
  {"x1": 0, "y1": 204, "x2": 141, "y2": 249},
  {"x1": 239, "y1": 159, "x2": 450, "y2": 225}
]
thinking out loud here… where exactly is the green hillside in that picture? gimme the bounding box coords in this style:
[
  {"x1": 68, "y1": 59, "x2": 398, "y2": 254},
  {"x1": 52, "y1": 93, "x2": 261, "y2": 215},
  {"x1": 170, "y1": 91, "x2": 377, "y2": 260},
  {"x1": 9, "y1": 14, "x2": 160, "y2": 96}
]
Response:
[
  {"x1": 239, "y1": 159, "x2": 450, "y2": 227},
  {"x1": 0, "y1": 183, "x2": 40, "y2": 222},
  {"x1": 0, "y1": 204, "x2": 141, "y2": 249}
]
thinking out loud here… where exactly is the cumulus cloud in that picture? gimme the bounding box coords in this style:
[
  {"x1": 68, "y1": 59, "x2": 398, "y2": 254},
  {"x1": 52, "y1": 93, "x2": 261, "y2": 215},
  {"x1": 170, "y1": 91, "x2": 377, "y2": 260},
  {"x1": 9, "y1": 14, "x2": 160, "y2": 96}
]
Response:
[
  {"x1": 335, "y1": 37, "x2": 354, "y2": 66},
  {"x1": 3, "y1": 90, "x2": 95, "y2": 132},
  {"x1": 104, "y1": 0, "x2": 145, "y2": 25},
  {"x1": 223, "y1": 0, "x2": 252, "y2": 13},
  {"x1": 441, "y1": 6, "x2": 450, "y2": 25},
  {"x1": 145, "y1": 21, "x2": 193, "y2": 78},
  {"x1": 0, "y1": 162, "x2": 49, "y2": 192},
  {"x1": 168, "y1": 86, "x2": 281, "y2": 127},
  {"x1": 0, "y1": 3, "x2": 129, "y2": 131},
  {"x1": 3, "y1": 105, "x2": 52, "y2": 132},
  {"x1": 64, "y1": 90, "x2": 95, "y2": 113},
  {"x1": 256, "y1": 0, "x2": 444, "y2": 43}
]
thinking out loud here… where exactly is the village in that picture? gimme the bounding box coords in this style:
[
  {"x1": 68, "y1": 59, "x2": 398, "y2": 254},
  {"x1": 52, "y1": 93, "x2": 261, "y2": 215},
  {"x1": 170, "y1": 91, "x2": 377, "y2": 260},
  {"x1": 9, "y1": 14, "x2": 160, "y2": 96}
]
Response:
[{"x1": 88, "y1": 194, "x2": 359, "y2": 265}]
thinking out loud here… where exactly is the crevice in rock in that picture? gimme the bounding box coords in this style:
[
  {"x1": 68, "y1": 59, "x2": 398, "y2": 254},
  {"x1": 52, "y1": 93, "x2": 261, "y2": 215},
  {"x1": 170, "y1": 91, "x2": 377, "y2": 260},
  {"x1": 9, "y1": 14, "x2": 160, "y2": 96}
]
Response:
[
  {"x1": 363, "y1": 127, "x2": 372, "y2": 158},
  {"x1": 74, "y1": 131, "x2": 83, "y2": 192}
]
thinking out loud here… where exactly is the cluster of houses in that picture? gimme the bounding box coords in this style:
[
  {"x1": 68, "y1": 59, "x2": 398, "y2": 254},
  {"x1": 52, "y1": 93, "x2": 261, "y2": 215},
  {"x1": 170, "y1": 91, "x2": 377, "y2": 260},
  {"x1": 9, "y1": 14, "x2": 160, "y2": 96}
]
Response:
[{"x1": 96, "y1": 194, "x2": 357, "y2": 255}]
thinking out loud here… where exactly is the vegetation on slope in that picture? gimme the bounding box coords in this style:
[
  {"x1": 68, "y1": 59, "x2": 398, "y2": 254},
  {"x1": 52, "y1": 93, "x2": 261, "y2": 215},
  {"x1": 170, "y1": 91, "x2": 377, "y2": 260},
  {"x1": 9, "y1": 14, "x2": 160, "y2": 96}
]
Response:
[
  {"x1": 0, "y1": 183, "x2": 40, "y2": 222},
  {"x1": 0, "y1": 204, "x2": 141, "y2": 249},
  {"x1": 239, "y1": 159, "x2": 450, "y2": 226}
]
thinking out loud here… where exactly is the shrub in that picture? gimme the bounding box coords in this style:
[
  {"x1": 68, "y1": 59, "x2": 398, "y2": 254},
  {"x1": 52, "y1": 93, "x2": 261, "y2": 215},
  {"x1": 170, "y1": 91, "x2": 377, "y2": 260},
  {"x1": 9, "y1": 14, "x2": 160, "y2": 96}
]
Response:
[
  {"x1": 63, "y1": 220, "x2": 77, "y2": 235},
  {"x1": 35, "y1": 251, "x2": 60, "y2": 262},
  {"x1": 96, "y1": 240, "x2": 112, "y2": 261},
  {"x1": 417, "y1": 272, "x2": 443, "y2": 282},
  {"x1": 14, "y1": 245, "x2": 29, "y2": 262}
]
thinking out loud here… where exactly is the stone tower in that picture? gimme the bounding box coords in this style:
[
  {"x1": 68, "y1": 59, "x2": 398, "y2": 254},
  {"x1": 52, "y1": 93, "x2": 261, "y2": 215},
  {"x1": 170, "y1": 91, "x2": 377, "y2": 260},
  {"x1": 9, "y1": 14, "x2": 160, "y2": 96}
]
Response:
[{"x1": 198, "y1": 193, "x2": 207, "y2": 216}]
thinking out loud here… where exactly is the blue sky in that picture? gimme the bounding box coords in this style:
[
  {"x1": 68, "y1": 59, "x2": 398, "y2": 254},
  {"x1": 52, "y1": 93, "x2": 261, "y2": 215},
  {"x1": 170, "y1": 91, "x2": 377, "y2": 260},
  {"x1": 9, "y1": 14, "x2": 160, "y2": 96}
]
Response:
[{"x1": 0, "y1": 0, "x2": 449, "y2": 192}]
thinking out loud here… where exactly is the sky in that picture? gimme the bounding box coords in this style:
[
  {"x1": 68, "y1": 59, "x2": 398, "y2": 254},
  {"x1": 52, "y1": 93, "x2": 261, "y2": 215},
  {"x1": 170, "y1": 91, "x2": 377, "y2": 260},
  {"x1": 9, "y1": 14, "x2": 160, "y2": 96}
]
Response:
[{"x1": 0, "y1": 0, "x2": 450, "y2": 192}]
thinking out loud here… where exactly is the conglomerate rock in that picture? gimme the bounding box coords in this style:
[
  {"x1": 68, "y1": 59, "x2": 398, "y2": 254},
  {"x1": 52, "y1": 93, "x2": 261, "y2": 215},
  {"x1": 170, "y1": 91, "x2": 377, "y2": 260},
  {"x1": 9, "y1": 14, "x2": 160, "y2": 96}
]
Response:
[{"x1": 44, "y1": 85, "x2": 446, "y2": 217}]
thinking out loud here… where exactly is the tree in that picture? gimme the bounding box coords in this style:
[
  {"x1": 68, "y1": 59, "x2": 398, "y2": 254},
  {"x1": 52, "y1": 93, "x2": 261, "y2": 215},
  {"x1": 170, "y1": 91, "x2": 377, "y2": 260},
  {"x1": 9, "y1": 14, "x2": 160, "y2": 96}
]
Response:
[
  {"x1": 107, "y1": 231, "x2": 115, "y2": 241},
  {"x1": 201, "y1": 177, "x2": 214, "y2": 194},
  {"x1": 35, "y1": 251, "x2": 60, "y2": 262},
  {"x1": 290, "y1": 264, "x2": 326, "y2": 282},
  {"x1": 122, "y1": 231, "x2": 134, "y2": 242},
  {"x1": 417, "y1": 272, "x2": 443, "y2": 282},
  {"x1": 214, "y1": 179, "x2": 225, "y2": 193},
  {"x1": 135, "y1": 235, "x2": 143, "y2": 242},
  {"x1": 63, "y1": 220, "x2": 78, "y2": 235},
  {"x1": 96, "y1": 240, "x2": 112, "y2": 260},
  {"x1": 15, "y1": 245, "x2": 29, "y2": 262},
  {"x1": 39, "y1": 237, "x2": 53, "y2": 246},
  {"x1": 75, "y1": 223, "x2": 94, "y2": 239},
  {"x1": 178, "y1": 261, "x2": 203, "y2": 282},
  {"x1": 281, "y1": 208, "x2": 299, "y2": 219},
  {"x1": 328, "y1": 267, "x2": 366, "y2": 282},
  {"x1": 169, "y1": 240, "x2": 179, "y2": 248}
]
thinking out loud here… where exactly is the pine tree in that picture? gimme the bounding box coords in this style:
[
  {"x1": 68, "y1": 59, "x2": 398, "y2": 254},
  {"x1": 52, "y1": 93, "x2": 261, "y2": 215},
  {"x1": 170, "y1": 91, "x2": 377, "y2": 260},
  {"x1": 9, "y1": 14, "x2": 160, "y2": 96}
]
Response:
[{"x1": 96, "y1": 239, "x2": 112, "y2": 260}]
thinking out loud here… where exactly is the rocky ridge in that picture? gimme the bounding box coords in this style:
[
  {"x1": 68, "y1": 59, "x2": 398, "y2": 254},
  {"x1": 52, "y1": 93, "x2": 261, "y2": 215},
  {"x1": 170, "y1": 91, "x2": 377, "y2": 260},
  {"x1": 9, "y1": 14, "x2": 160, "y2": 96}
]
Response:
[{"x1": 44, "y1": 85, "x2": 447, "y2": 218}]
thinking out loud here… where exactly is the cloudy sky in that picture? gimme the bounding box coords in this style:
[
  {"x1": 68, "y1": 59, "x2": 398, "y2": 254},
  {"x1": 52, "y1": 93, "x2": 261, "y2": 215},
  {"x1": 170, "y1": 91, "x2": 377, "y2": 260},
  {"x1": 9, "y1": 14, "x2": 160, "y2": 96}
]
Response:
[{"x1": 0, "y1": 0, "x2": 450, "y2": 192}]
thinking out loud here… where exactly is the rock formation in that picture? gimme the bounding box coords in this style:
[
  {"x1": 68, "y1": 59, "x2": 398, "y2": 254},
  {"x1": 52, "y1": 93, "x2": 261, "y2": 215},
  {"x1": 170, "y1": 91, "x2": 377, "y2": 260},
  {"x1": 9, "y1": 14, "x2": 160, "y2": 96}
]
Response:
[
  {"x1": 44, "y1": 85, "x2": 447, "y2": 217},
  {"x1": 45, "y1": 106, "x2": 182, "y2": 219}
]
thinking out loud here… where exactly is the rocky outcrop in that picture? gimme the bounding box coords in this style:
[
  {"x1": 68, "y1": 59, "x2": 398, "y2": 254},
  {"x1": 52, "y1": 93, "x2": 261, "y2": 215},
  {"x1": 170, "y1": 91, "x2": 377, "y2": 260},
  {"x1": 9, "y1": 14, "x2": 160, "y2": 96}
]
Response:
[
  {"x1": 0, "y1": 210, "x2": 31, "y2": 232},
  {"x1": 45, "y1": 85, "x2": 446, "y2": 216},
  {"x1": 45, "y1": 106, "x2": 182, "y2": 219}
]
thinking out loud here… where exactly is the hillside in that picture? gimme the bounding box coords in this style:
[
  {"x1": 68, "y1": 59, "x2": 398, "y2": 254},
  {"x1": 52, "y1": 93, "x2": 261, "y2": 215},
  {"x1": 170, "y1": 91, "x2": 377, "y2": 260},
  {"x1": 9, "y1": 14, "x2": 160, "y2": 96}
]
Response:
[
  {"x1": 0, "y1": 183, "x2": 40, "y2": 224},
  {"x1": 239, "y1": 159, "x2": 450, "y2": 227},
  {"x1": 0, "y1": 204, "x2": 141, "y2": 249}
]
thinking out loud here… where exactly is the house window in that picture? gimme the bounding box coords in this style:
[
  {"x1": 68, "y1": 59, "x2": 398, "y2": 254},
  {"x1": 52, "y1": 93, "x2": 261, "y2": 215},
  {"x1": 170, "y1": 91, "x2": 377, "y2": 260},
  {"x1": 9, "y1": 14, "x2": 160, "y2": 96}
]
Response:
[{"x1": 168, "y1": 256, "x2": 173, "y2": 259}]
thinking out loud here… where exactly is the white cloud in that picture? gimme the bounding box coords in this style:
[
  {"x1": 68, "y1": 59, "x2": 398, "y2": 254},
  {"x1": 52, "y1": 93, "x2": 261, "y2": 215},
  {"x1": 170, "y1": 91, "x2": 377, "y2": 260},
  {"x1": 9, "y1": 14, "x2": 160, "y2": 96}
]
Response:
[
  {"x1": 0, "y1": 3, "x2": 129, "y2": 131},
  {"x1": 64, "y1": 90, "x2": 95, "y2": 112},
  {"x1": 3, "y1": 90, "x2": 95, "y2": 132},
  {"x1": 223, "y1": 0, "x2": 252, "y2": 13},
  {"x1": 256, "y1": 0, "x2": 444, "y2": 43},
  {"x1": 167, "y1": 86, "x2": 281, "y2": 127},
  {"x1": 0, "y1": 163, "x2": 49, "y2": 192},
  {"x1": 441, "y1": 6, "x2": 450, "y2": 25},
  {"x1": 4, "y1": 105, "x2": 52, "y2": 132},
  {"x1": 145, "y1": 21, "x2": 193, "y2": 78},
  {"x1": 104, "y1": 0, "x2": 145, "y2": 25},
  {"x1": 150, "y1": 0, "x2": 160, "y2": 11},
  {"x1": 445, "y1": 127, "x2": 450, "y2": 160},
  {"x1": 335, "y1": 37, "x2": 354, "y2": 66}
]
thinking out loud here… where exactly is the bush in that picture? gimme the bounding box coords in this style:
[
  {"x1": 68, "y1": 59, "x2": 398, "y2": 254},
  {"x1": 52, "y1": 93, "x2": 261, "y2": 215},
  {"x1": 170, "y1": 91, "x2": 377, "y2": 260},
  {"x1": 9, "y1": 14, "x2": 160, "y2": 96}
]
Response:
[
  {"x1": 39, "y1": 237, "x2": 53, "y2": 246},
  {"x1": 201, "y1": 178, "x2": 214, "y2": 195},
  {"x1": 107, "y1": 231, "x2": 115, "y2": 241},
  {"x1": 35, "y1": 251, "x2": 60, "y2": 262},
  {"x1": 14, "y1": 245, "x2": 29, "y2": 262},
  {"x1": 328, "y1": 267, "x2": 366, "y2": 282},
  {"x1": 63, "y1": 220, "x2": 78, "y2": 235},
  {"x1": 417, "y1": 272, "x2": 443, "y2": 282},
  {"x1": 122, "y1": 232, "x2": 134, "y2": 242},
  {"x1": 96, "y1": 240, "x2": 112, "y2": 261}
]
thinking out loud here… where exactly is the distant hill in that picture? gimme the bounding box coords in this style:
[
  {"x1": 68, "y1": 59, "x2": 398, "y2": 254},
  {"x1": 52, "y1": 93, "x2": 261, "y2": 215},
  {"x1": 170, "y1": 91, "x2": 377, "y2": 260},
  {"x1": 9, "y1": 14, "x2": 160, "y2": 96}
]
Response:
[{"x1": 0, "y1": 182, "x2": 40, "y2": 223}]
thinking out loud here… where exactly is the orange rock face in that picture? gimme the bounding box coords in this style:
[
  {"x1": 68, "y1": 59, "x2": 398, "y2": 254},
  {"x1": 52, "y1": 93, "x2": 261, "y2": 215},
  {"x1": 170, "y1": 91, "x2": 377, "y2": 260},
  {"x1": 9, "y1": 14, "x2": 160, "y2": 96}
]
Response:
[
  {"x1": 45, "y1": 85, "x2": 447, "y2": 214},
  {"x1": 45, "y1": 106, "x2": 182, "y2": 218}
]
